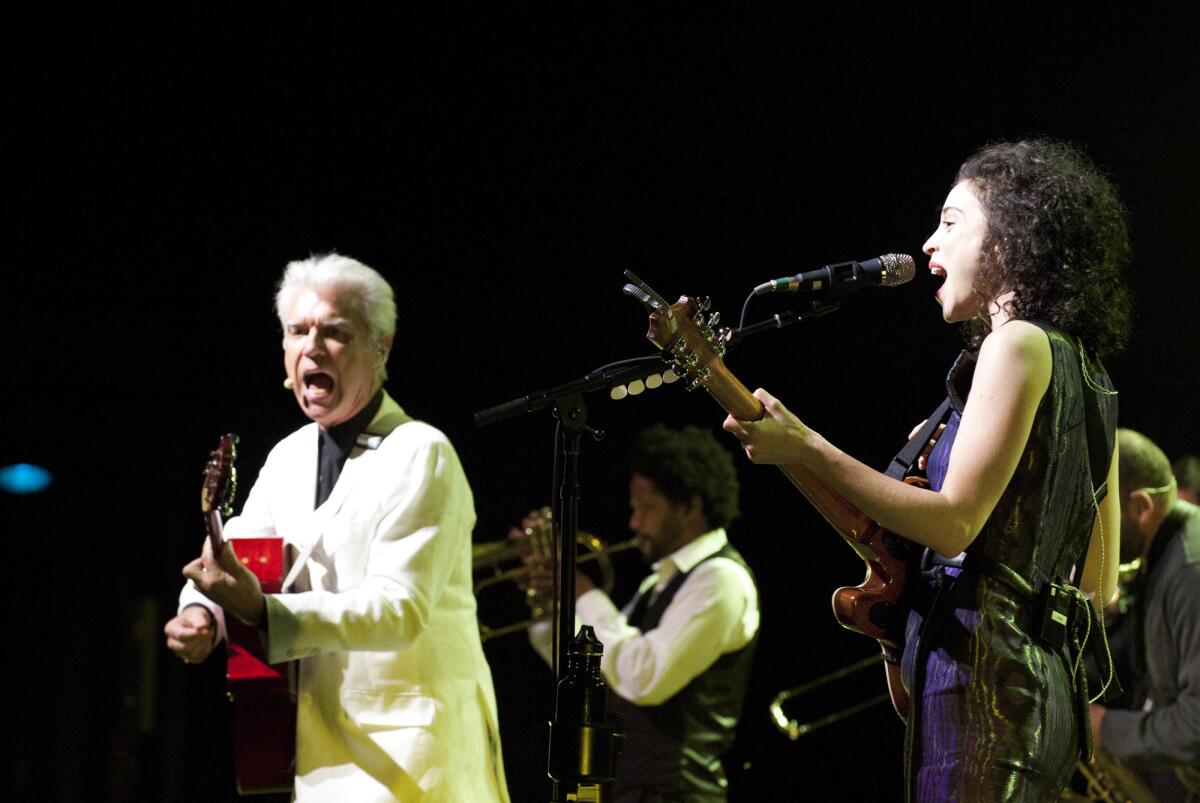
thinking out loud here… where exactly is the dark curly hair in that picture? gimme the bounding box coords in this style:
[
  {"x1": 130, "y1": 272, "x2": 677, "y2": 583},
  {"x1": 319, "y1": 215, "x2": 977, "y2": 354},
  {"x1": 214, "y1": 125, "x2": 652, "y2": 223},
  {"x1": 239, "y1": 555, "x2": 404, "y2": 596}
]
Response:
[
  {"x1": 630, "y1": 424, "x2": 740, "y2": 529},
  {"x1": 954, "y1": 139, "x2": 1131, "y2": 359}
]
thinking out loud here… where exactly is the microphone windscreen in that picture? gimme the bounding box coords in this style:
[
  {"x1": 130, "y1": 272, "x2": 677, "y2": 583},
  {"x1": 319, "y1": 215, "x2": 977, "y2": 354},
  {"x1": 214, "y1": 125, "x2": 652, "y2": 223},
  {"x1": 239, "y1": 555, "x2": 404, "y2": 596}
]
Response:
[{"x1": 880, "y1": 253, "x2": 916, "y2": 287}]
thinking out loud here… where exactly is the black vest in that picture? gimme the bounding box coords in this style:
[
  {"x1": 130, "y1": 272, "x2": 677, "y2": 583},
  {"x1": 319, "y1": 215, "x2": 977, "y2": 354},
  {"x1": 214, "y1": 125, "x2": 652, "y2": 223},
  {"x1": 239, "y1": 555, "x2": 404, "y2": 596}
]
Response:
[{"x1": 610, "y1": 543, "x2": 758, "y2": 803}]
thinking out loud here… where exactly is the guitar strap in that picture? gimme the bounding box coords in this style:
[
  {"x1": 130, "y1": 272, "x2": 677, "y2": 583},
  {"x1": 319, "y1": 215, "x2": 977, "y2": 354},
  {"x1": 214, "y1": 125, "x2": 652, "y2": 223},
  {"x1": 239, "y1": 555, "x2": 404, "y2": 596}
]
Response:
[
  {"x1": 884, "y1": 396, "x2": 954, "y2": 481},
  {"x1": 1053, "y1": 349, "x2": 1116, "y2": 584}
]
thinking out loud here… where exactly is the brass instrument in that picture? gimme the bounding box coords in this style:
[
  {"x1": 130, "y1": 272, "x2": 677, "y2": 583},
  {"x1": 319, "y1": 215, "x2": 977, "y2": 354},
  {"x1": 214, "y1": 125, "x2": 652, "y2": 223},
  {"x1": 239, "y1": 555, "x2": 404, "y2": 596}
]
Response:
[
  {"x1": 772, "y1": 660, "x2": 1162, "y2": 802},
  {"x1": 1061, "y1": 745, "x2": 1162, "y2": 802},
  {"x1": 472, "y1": 509, "x2": 640, "y2": 641},
  {"x1": 1105, "y1": 557, "x2": 1143, "y2": 627},
  {"x1": 769, "y1": 654, "x2": 891, "y2": 739}
]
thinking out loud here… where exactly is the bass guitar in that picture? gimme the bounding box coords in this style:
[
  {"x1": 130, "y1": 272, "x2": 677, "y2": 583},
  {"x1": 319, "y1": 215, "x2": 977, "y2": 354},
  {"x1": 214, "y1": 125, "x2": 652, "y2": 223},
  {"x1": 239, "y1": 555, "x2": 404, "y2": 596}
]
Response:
[
  {"x1": 202, "y1": 434, "x2": 296, "y2": 794},
  {"x1": 640, "y1": 293, "x2": 920, "y2": 719}
]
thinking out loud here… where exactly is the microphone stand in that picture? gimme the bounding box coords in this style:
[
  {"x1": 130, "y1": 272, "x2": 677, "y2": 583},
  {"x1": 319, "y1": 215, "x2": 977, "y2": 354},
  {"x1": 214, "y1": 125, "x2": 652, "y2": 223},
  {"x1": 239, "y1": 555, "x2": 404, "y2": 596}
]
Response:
[{"x1": 479, "y1": 361, "x2": 671, "y2": 802}]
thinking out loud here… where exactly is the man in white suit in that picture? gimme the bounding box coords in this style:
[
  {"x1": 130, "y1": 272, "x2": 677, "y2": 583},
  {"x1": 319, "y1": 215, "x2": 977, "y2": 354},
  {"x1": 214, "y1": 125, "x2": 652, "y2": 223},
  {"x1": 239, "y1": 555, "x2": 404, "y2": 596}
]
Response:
[{"x1": 164, "y1": 253, "x2": 510, "y2": 802}]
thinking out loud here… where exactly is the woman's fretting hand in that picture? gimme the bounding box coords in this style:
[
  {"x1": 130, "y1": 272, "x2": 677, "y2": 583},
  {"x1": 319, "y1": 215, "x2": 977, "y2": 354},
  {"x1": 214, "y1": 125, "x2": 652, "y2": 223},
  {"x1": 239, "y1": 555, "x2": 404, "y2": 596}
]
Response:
[{"x1": 722, "y1": 388, "x2": 812, "y2": 465}]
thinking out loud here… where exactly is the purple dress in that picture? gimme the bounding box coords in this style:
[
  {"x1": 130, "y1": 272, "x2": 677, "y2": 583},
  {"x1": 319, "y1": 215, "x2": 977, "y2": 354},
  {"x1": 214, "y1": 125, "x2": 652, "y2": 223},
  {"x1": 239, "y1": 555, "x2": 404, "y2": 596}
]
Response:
[{"x1": 898, "y1": 325, "x2": 1117, "y2": 801}]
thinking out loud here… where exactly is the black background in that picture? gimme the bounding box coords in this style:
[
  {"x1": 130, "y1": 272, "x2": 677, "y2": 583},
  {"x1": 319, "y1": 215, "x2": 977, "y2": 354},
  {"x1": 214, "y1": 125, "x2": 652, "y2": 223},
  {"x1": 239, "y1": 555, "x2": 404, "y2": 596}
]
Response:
[{"x1": 5, "y1": 8, "x2": 1198, "y2": 802}]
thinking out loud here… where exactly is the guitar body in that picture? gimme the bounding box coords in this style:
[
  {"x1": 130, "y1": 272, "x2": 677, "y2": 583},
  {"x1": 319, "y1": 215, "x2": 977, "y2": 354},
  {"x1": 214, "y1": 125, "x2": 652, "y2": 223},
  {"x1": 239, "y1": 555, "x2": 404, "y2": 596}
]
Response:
[
  {"x1": 201, "y1": 436, "x2": 296, "y2": 794},
  {"x1": 828, "y1": 508, "x2": 917, "y2": 642},
  {"x1": 226, "y1": 537, "x2": 296, "y2": 795},
  {"x1": 643, "y1": 295, "x2": 921, "y2": 720},
  {"x1": 826, "y1": 482, "x2": 924, "y2": 721},
  {"x1": 776, "y1": 466, "x2": 921, "y2": 722}
]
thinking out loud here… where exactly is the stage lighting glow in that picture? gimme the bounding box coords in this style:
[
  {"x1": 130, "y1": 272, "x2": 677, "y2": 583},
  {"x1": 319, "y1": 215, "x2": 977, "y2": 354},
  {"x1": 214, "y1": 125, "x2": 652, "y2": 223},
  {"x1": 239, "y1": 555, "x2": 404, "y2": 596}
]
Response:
[{"x1": 0, "y1": 463, "x2": 53, "y2": 494}]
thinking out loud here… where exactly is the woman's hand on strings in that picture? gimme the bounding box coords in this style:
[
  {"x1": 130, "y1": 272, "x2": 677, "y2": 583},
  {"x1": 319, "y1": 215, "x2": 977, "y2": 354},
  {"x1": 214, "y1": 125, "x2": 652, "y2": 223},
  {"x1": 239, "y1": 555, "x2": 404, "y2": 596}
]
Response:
[{"x1": 908, "y1": 419, "x2": 947, "y2": 472}]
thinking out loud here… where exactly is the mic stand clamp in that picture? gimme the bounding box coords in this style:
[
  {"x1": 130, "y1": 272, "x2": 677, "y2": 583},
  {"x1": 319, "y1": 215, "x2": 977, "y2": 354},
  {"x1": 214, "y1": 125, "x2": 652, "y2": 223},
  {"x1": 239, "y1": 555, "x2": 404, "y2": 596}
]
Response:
[{"x1": 727, "y1": 298, "x2": 841, "y2": 349}]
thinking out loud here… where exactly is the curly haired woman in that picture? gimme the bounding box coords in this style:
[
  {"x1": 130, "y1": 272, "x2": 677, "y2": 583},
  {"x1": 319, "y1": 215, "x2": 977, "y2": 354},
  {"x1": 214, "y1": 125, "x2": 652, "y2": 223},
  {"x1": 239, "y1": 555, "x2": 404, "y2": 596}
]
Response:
[{"x1": 725, "y1": 140, "x2": 1131, "y2": 800}]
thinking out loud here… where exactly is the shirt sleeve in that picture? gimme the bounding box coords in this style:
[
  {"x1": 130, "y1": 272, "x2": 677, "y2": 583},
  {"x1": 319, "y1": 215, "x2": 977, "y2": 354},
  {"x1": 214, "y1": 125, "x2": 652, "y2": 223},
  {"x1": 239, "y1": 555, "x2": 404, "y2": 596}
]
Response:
[
  {"x1": 263, "y1": 431, "x2": 474, "y2": 662},
  {"x1": 578, "y1": 557, "x2": 758, "y2": 706},
  {"x1": 1101, "y1": 558, "x2": 1200, "y2": 772}
]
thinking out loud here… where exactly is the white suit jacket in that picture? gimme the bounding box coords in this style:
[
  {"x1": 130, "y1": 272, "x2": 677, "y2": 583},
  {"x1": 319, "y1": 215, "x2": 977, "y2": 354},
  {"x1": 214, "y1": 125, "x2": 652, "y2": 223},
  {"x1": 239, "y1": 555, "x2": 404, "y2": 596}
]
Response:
[{"x1": 181, "y1": 393, "x2": 509, "y2": 802}]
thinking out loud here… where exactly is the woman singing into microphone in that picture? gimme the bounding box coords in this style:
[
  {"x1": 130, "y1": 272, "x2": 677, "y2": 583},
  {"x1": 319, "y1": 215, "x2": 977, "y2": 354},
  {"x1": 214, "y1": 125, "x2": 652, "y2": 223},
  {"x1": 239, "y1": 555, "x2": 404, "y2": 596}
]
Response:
[{"x1": 724, "y1": 139, "x2": 1131, "y2": 800}]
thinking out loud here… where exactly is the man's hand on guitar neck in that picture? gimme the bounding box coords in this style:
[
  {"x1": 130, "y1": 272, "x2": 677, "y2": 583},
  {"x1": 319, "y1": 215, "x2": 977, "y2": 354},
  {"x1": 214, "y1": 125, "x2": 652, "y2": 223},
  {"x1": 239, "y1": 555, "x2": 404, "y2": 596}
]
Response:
[{"x1": 182, "y1": 538, "x2": 267, "y2": 630}]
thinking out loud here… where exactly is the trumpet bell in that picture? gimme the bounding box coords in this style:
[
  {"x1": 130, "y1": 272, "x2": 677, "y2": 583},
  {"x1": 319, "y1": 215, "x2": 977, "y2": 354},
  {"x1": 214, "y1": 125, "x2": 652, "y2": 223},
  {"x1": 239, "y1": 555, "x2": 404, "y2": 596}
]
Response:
[{"x1": 472, "y1": 508, "x2": 639, "y2": 641}]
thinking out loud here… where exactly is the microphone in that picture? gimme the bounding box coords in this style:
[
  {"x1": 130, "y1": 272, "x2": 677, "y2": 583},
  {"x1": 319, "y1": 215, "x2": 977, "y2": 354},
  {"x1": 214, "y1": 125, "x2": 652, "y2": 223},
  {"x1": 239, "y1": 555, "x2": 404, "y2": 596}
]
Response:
[{"x1": 753, "y1": 253, "x2": 916, "y2": 296}]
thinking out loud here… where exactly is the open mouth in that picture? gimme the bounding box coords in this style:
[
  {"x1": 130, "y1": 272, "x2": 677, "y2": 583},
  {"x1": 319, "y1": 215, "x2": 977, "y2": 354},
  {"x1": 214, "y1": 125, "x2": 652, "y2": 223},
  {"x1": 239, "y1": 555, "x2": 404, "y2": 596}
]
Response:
[
  {"x1": 303, "y1": 370, "x2": 335, "y2": 399},
  {"x1": 930, "y1": 265, "x2": 947, "y2": 295}
]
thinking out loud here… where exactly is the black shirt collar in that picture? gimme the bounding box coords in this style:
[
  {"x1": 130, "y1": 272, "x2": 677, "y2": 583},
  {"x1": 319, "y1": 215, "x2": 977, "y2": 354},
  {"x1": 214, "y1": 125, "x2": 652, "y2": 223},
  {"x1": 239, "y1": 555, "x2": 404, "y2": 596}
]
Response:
[
  {"x1": 315, "y1": 389, "x2": 384, "y2": 507},
  {"x1": 321, "y1": 389, "x2": 385, "y2": 455}
]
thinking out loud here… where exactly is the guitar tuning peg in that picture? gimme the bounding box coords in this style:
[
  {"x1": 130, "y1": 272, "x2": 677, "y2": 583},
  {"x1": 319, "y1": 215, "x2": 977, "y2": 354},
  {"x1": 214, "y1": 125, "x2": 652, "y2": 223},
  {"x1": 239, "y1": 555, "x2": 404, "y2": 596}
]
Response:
[
  {"x1": 645, "y1": 373, "x2": 663, "y2": 389},
  {"x1": 698, "y1": 296, "x2": 712, "y2": 312},
  {"x1": 708, "y1": 311, "x2": 721, "y2": 327},
  {"x1": 662, "y1": 369, "x2": 680, "y2": 384},
  {"x1": 684, "y1": 366, "x2": 711, "y2": 391},
  {"x1": 627, "y1": 379, "x2": 646, "y2": 396},
  {"x1": 610, "y1": 385, "x2": 629, "y2": 401}
]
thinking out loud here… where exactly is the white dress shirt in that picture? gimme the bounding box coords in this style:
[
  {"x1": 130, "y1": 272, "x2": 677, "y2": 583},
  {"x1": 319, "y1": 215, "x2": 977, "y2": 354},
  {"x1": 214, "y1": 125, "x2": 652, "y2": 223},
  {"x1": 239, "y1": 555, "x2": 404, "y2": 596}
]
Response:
[{"x1": 531, "y1": 528, "x2": 759, "y2": 706}]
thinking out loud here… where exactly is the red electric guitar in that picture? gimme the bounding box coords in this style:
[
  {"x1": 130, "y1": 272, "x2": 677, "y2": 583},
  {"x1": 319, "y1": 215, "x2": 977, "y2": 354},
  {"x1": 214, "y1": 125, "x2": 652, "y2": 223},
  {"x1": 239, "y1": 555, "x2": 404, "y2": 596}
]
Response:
[
  {"x1": 202, "y1": 434, "x2": 296, "y2": 794},
  {"x1": 640, "y1": 294, "x2": 920, "y2": 720}
]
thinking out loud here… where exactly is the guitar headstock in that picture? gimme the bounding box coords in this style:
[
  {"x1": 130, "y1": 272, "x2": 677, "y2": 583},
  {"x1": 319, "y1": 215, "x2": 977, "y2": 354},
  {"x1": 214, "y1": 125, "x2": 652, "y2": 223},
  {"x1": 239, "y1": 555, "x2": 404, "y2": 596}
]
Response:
[
  {"x1": 646, "y1": 295, "x2": 732, "y2": 392},
  {"x1": 201, "y1": 433, "x2": 239, "y2": 518}
]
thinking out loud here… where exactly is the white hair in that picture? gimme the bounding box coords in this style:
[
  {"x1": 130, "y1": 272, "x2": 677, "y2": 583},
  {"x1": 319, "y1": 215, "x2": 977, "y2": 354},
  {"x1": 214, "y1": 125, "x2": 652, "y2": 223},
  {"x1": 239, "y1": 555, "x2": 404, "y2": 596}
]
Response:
[
  {"x1": 276, "y1": 252, "x2": 396, "y2": 338},
  {"x1": 275, "y1": 252, "x2": 397, "y2": 381}
]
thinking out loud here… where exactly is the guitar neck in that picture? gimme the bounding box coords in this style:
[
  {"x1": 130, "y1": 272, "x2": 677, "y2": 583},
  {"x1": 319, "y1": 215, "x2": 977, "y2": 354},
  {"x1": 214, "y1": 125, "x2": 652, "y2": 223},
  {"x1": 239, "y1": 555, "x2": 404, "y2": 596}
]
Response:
[
  {"x1": 201, "y1": 432, "x2": 238, "y2": 560},
  {"x1": 207, "y1": 510, "x2": 226, "y2": 556},
  {"x1": 704, "y1": 360, "x2": 873, "y2": 542}
]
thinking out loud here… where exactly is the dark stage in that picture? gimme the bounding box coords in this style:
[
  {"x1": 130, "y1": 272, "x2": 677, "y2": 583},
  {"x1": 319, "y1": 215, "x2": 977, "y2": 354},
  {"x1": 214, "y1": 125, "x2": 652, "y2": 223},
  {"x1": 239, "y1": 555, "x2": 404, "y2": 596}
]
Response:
[{"x1": 5, "y1": 8, "x2": 1198, "y2": 802}]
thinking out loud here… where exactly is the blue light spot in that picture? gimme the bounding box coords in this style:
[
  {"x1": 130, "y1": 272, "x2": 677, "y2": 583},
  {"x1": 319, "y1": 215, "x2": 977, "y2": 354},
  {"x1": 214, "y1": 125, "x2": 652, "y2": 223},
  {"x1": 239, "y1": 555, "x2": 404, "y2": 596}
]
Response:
[{"x1": 0, "y1": 463, "x2": 53, "y2": 494}]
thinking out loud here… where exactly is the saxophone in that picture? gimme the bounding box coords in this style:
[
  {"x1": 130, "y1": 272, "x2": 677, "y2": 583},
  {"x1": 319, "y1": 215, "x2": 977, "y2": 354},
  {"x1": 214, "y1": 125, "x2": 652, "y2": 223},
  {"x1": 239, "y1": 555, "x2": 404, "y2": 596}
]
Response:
[
  {"x1": 1061, "y1": 745, "x2": 1161, "y2": 803},
  {"x1": 1061, "y1": 554, "x2": 1161, "y2": 803}
]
